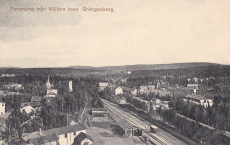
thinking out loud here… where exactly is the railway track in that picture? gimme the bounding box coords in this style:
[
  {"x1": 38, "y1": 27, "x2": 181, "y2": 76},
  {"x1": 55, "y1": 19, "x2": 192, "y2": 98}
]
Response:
[{"x1": 102, "y1": 99, "x2": 187, "y2": 145}]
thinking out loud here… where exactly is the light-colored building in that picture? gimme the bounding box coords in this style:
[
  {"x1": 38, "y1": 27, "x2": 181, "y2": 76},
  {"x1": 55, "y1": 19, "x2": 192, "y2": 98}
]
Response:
[
  {"x1": 45, "y1": 89, "x2": 58, "y2": 97},
  {"x1": 115, "y1": 87, "x2": 123, "y2": 95},
  {"x1": 3, "y1": 83, "x2": 24, "y2": 91},
  {"x1": 20, "y1": 106, "x2": 36, "y2": 116},
  {"x1": 69, "y1": 80, "x2": 73, "y2": 92},
  {"x1": 45, "y1": 77, "x2": 58, "y2": 97},
  {"x1": 0, "y1": 102, "x2": 5, "y2": 115},
  {"x1": 99, "y1": 82, "x2": 109, "y2": 91},
  {"x1": 184, "y1": 94, "x2": 213, "y2": 108},
  {"x1": 187, "y1": 84, "x2": 199, "y2": 90},
  {"x1": 139, "y1": 86, "x2": 149, "y2": 94},
  {"x1": 148, "y1": 85, "x2": 155, "y2": 92}
]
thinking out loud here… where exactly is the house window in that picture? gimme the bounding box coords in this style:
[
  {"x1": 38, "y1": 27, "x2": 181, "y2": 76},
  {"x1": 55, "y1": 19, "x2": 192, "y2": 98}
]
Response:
[
  {"x1": 1, "y1": 112, "x2": 3, "y2": 115},
  {"x1": 2, "y1": 104, "x2": 4, "y2": 106},
  {"x1": 74, "y1": 132, "x2": 76, "y2": 135},
  {"x1": 65, "y1": 134, "x2": 67, "y2": 138}
]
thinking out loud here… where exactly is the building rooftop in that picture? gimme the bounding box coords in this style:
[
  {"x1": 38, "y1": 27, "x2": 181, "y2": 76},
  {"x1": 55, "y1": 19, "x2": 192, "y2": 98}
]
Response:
[
  {"x1": 185, "y1": 94, "x2": 207, "y2": 100},
  {"x1": 22, "y1": 124, "x2": 87, "y2": 142},
  {"x1": 24, "y1": 132, "x2": 57, "y2": 145},
  {"x1": 73, "y1": 132, "x2": 93, "y2": 144},
  {"x1": 92, "y1": 108, "x2": 107, "y2": 112},
  {"x1": 20, "y1": 106, "x2": 35, "y2": 114},
  {"x1": 117, "y1": 119, "x2": 136, "y2": 130},
  {"x1": 31, "y1": 96, "x2": 42, "y2": 102},
  {"x1": 139, "y1": 86, "x2": 148, "y2": 90}
]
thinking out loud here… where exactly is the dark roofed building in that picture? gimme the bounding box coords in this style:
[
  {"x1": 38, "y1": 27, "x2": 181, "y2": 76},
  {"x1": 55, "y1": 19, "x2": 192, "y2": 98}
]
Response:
[
  {"x1": 91, "y1": 108, "x2": 108, "y2": 117},
  {"x1": 116, "y1": 119, "x2": 142, "y2": 136},
  {"x1": 184, "y1": 94, "x2": 213, "y2": 108},
  {"x1": 22, "y1": 124, "x2": 87, "y2": 145},
  {"x1": 72, "y1": 132, "x2": 93, "y2": 145},
  {"x1": 31, "y1": 96, "x2": 42, "y2": 102},
  {"x1": 25, "y1": 133, "x2": 57, "y2": 145}
]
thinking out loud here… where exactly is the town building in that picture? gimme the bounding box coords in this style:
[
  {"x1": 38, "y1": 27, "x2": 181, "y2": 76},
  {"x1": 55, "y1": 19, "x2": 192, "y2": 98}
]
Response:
[
  {"x1": 187, "y1": 84, "x2": 199, "y2": 90},
  {"x1": 116, "y1": 119, "x2": 142, "y2": 136},
  {"x1": 148, "y1": 85, "x2": 155, "y2": 92},
  {"x1": 21, "y1": 124, "x2": 89, "y2": 145},
  {"x1": 131, "y1": 88, "x2": 138, "y2": 96},
  {"x1": 72, "y1": 132, "x2": 93, "y2": 145},
  {"x1": 99, "y1": 82, "x2": 109, "y2": 91},
  {"x1": 3, "y1": 83, "x2": 24, "y2": 91},
  {"x1": 91, "y1": 108, "x2": 109, "y2": 117},
  {"x1": 139, "y1": 86, "x2": 149, "y2": 94},
  {"x1": 0, "y1": 90, "x2": 21, "y2": 96},
  {"x1": 31, "y1": 96, "x2": 42, "y2": 107},
  {"x1": 69, "y1": 80, "x2": 73, "y2": 92},
  {"x1": 0, "y1": 102, "x2": 5, "y2": 115},
  {"x1": 45, "y1": 77, "x2": 58, "y2": 97},
  {"x1": 184, "y1": 93, "x2": 213, "y2": 108},
  {"x1": 1, "y1": 74, "x2": 16, "y2": 77},
  {"x1": 115, "y1": 87, "x2": 123, "y2": 95},
  {"x1": 20, "y1": 106, "x2": 36, "y2": 118}
]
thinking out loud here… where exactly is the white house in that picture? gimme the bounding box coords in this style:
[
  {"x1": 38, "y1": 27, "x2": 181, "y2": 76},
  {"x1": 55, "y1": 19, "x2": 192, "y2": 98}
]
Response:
[
  {"x1": 99, "y1": 82, "x2": 109, "y2": 91},
  {"x1": 187, "y1": 84, "x2": 199, "y2": 90},
  {"x1": 45, "y1": 89, "x2": 58, "y2": 97},
  {"x1": 115, "y1": 87, "x2": 123, "y2": 95},
  {"x1": 184, "y1": 94, "x2": 213, "y2": 108},
  {"x1": 3, "y1": 84, "x2": 24, "y2": 91},
  {"x1": 0, "y1": 102, "x2": 5, "y2": 115},
  {"x1": 20, "y1": 106, "x2": 36, "y2": 118},
  {"x1": 139, "y1": 86, "x2": 149, "y2": 94},
  {"x1": 69, "y1": 80, "x2": 73, "y2": 92}
]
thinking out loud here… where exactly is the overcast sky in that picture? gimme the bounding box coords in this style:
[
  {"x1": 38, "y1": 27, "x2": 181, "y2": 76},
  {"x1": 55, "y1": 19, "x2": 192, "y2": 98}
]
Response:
[{"x1": 0, "y1": 0, "x2": 230, "y2": 68}]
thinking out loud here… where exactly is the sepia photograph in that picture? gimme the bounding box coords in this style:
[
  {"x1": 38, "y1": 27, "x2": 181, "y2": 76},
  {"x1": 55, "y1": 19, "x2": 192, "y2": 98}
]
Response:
[{"x1": 0, "y1": 0, "x2": 230, "y2": 145}]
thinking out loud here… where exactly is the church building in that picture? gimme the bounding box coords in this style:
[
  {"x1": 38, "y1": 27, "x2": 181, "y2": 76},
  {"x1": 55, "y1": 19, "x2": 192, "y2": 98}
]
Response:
[{"x1": 45, "y1": 77, "x2": 58, "y2": 97}]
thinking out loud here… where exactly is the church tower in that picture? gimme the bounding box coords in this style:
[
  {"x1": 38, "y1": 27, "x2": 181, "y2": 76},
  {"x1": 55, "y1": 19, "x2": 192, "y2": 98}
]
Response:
[
  {"x1": 69, "y1": 80, "x2": 73, "y2": 92},
  {"x1": 46, "y1": 77, "x2": 51, "y2": 90}
]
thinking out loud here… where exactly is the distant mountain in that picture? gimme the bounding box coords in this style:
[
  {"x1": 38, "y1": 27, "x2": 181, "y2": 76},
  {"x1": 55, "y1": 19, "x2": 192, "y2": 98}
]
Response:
[
  {"x1": 68, "y1": 66, "x2": 93, "y2": 69},
  {"x1": 0, "y1": 62, "x2": 226, "y2": 77},
  {"x1": 96, "y1": 62, "x2": 220, "y2": 73}
]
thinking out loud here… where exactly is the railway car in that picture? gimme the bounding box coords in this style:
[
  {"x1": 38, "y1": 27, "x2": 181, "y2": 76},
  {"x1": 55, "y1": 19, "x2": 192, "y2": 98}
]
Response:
[{"x1": 150, "y1": 125, "x2": 159, "y2": 133}]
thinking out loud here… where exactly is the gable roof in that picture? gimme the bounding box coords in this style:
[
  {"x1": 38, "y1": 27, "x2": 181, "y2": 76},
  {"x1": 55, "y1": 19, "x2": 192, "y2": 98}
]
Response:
[
  {"x1": 31, "y1": 96, "x2": 42, "y2": 102},
  {"x1": 22, "y1": 124, "x2": 87, "y2": 143},
  {"x1": 117, "y1": 119, "x2": 136, "y2": 130},
  {"x1": 25, "y1": 133, "x2": 57, "y2": 145},
  {"x1": 92, "y1": 108, "x2": 107, "y2": 112},
  {"x1": 47, "y1": 92, "x2": 57, "y2": 95},
  {"x1": 185, "y1": 94, "x2": 207, "y2": 100},
  {"x1": 73, "y1": 132, "x2": 93, "y2": 144},
  {"x1": 20, "y1": 106, "x2": 35, "y2": 114},
  {"x1": 45, "y1": 124, "x2": 87, "y2": 136},
  {"x1": 139, "y1": 86, "x2": 148, "y2": 90}
]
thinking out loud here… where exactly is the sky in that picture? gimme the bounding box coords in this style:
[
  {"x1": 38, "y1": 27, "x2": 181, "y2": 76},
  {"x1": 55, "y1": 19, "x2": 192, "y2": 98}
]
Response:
[{"x1": 0, "y1": 0, "x2": 230, "y2": 68}]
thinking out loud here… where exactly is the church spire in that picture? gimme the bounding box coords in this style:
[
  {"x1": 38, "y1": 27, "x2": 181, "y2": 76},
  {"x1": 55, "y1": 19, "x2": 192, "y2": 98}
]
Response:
[{"x1": 46, "y1": 77, "x2": 51, "y2": 90}]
